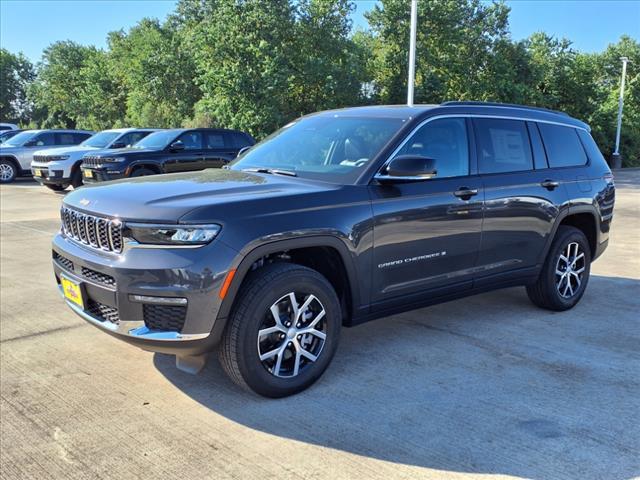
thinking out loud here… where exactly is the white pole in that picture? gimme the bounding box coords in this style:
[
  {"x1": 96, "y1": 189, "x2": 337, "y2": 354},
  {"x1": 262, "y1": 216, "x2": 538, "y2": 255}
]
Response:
[
  {"x1": 407, "y1": 0, "x2": 418, "y2": 106},
  {"x1": 613, "y1": 56, "x2": 629, "y2": 156}
]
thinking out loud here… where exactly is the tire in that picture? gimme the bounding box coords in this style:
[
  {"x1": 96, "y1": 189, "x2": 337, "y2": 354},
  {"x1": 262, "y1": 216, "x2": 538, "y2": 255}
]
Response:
[
  {"x1": 45, "y1": 184, "x2": 66, "y2": 192},
  {"x1": 131, "y1": 167, "x2": 155, "y2": 177},
  {"x1": 0, "y1": 159, "x2": 17, "y2": 183},
  {"x1": 526, "y1": 226, "x2": 591, "y2": 311},
  {"x1": 219, "y1": 263, "x2": 341, "y2": 398},
  {"x1": 70, "y1": 167, "x2": 83, "y2": 188}
]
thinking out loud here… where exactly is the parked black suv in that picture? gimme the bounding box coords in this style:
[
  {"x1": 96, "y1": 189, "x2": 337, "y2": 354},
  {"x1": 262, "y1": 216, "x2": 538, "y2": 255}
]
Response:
[
  {"x1": 53, "y1": 102, "x2": 615, "y2": 397},
  {"x1": 80, "y1": 128, "x2": 255, "y2": 182}
]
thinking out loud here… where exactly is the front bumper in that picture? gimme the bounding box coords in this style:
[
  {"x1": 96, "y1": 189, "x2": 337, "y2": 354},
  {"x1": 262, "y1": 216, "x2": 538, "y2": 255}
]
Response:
[
  {"x1": 52, "y1": 232, "x2": 238, "y2": 356},
  {"x1": 81, "y1": 167, "x2": 127, "y2": 183},
  {"x1": 32, "y1": 166, "x2": 69, "y2": 185}
]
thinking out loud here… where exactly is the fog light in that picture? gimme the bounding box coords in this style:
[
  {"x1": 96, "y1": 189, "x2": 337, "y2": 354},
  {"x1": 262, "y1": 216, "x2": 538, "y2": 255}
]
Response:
[{"x1": 129, "y1": 295, "x2": 187, "y2": 305}]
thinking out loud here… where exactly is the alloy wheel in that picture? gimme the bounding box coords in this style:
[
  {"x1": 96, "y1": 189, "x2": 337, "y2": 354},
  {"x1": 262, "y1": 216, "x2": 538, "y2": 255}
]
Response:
[
  {"x1": 0, "y1": 163, "x2": 15, "y2": 181},
  {"x1": 257, "y1": 292, "x2": 327, "y2": 378},
  {"x1": 555, "y1": 241, "x2": 586, "y2": 298}
]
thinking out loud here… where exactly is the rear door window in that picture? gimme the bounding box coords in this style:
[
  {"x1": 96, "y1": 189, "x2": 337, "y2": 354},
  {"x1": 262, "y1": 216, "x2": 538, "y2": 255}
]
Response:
[
  {"x1": 538, "y1": 123, "x2": 588, "y2": 168},
  {"x1": 474, "y1": 118, "x2": 533, "y2": 174},
  {"x1": 55, "y1": 132, "x2": 75, "y2": 145},
  {"x1": 205, "y1": 132, "x2": 226, "y2": 149}
]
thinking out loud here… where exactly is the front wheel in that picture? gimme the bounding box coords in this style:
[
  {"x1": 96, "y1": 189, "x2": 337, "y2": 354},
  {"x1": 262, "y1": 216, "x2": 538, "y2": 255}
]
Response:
[
  {"x1": 219, "y1": 263, "x2": 341, "y2": 397},
  {"x1": 70, "y1": 167, "x2": 83, "y2": 188},
  {"x1": 131, "y1": 168, "x2": 155, "y2": 177},
  {"x1": 0, "y1": 160, "x2": 17, "y2": 183},
  {"x1": 526, "y1": 226, "x2": 591, "y2": 311}
]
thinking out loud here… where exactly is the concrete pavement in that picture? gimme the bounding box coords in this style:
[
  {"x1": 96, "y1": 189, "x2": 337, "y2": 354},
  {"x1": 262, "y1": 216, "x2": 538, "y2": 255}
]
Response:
[{"x1": 1, "y1": 172, "x2": 639, "y2": 480}]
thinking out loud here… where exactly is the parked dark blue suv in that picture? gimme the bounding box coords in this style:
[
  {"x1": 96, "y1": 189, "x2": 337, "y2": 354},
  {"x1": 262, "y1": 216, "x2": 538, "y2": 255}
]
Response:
[
  {"x1": 80, "y1": 128, "x2": 254, "y2": 182},
  {"x1": 53, "y1": 102, "x2": 615, "y2": 397}
]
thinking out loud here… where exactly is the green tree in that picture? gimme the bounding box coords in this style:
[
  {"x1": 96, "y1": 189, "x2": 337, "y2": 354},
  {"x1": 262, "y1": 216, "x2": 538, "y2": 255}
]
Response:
[
  {"x1": 180, "y1": 0, "x2": 300, "y2": 137},
  {"x1": 107, "y1": 18, "x2": 200, "y2": 127},
  {"x1": 589, "y1": 36, "x2": 640, "y2": 166},
  {"x1": 178, "y1": 0, "x2": 366, "y2": 138},
  {"x1": 28, "y1": 41, "x2": 119, "y2": 129},
  {"x1": 365, "y1": 0, "x2": 512, "y2": 103},
  {"x1": 0, "y1": 49, "x2": 35, "y2": 125}
]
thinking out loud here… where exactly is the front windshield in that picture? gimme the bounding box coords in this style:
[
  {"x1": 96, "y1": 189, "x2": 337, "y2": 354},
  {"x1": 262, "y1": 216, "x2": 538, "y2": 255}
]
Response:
[
  {"x1": 2, "y1": 131, "x2": 38, "y2": 147},
  {"x1": 133, "y1": 130, "x2": 178, "y2": 150},
  {"x1": 81, "y1": 131, "x2": 120, "y2": 148},
  {"x1": 229, "y1": 115, "x2": 404, "y2": 183}
]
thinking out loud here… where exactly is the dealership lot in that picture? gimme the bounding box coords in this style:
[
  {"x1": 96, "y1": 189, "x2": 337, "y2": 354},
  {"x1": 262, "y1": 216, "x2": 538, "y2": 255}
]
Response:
[{"x1": 1, "y1": 172, "x2": 639, "y2": 479}]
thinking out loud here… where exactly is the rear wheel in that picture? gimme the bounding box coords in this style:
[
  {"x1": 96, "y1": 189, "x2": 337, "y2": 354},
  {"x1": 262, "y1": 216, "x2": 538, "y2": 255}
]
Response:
[
  {"x1": 526, "y1": 226, "x2": 591, "y2": 311},
  {"x1": 219, "y1": 263, "x2": 341, "y2": 397},
  {"x1": 0, "y1": 159, "x2": 17, "y2": 183}
]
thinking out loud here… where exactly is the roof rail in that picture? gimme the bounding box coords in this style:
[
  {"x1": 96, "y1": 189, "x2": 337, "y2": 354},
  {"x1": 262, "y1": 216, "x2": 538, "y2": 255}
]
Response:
[{"x1": 440, "y1": 101, "x2": 569, "y2": 117}]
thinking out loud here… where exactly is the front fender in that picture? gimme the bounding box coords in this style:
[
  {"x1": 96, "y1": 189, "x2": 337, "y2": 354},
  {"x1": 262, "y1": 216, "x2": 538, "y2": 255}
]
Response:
[{"x1": 215, "y1": 234, "x2": 362, "y2": 323}]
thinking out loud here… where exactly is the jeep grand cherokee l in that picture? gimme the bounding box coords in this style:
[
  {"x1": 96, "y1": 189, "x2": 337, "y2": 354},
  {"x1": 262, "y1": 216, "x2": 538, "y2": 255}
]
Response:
[
  {"x1": 52, "y1": 102, "x2": 615, "y2": 397},
  {"x1": 0, "y1": 129, "x2": 93, "y2": 183},
  {"x1": 80, "y1": 128, "x2": 255, "y2": 182},
  {"x1": 31, "y1": 128, "x2": 158, "y2": 191}
]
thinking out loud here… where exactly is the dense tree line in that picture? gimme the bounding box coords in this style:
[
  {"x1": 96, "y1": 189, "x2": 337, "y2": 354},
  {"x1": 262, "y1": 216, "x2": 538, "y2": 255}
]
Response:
[{"x1": 1, "y1": 0, "x2": 638, "y2": 165}]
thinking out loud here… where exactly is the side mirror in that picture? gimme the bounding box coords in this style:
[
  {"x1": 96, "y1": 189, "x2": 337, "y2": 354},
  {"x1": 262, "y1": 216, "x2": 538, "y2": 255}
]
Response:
[
  {"x1": 111, "y1": 142, "x2": 127, "y2": 149},
  {"x1": 170, "y1": 141, "x2": 185, "y2": 152},
  {"x1": 24, "y1": 140, "x2": 36, "y2": 147},
  {"x1": 375, "y1": 155, "x2": 437, "y2": 183},
  {"x1": 237, "y1": 146, "x2": 251, "y2": 156}
]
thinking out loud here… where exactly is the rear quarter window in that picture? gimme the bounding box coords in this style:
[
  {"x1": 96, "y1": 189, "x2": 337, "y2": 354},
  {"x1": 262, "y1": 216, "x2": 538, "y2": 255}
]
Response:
[
  {"x1": 538, "y1": 123, "x2": 588, "y2": 168},
  {"x1": 576, "y1": 129, "x2": 607, "y2": 166},
  {"x1": 233, "y1": 132, "x2": 253, "y2": 148}
]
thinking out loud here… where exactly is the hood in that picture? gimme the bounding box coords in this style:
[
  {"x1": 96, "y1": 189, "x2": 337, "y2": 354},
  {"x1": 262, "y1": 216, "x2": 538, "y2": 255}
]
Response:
[
  {"x1": 0, "y1": 145, "x2": 19, "y2": 152},
  {"x1": 34, "y1": 145, "x2": 99, "y2": 157},
  {"x1": 63, "y1": 168, "x2": 336, "y2": 223}
]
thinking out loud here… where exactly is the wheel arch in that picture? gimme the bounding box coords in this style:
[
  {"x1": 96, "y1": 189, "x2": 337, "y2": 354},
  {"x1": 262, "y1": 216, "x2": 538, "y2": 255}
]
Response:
[
  {"x1": 130, "y1": 162, "x2": 161, "y2": 175},
  {"x1": 0, "y1": 155, "x2": 20, "y2": 171},
  {"x1": 541, "y1": 208, "x2": 599, "y2": 263},
  {"x1": 216, "y1": 236, "x2": 360, "y2": 326}
]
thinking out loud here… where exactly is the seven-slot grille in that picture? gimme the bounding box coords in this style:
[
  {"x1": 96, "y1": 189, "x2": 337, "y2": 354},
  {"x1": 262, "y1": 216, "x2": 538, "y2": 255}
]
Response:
[
  {"x1": 33, "y1": 154, "x2": 50, "y2": 163},
  {"x1": 82, "y1": 155, "x2": 104, "y2": 168},
  {"x1": 61, "y1": 206, "x2": 123, "y2": 253}
]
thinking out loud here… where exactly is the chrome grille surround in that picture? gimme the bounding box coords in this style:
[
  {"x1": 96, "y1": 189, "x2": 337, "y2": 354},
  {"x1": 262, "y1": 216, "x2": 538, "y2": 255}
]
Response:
[{"x1": 60, "y1": 206, "x2": 123, "y2": 253}]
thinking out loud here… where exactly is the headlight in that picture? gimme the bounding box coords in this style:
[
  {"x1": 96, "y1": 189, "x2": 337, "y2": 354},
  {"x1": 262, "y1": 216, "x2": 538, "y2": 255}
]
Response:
[
  {"x1": 103, "y1": 156, "x2": 126, "y2": 163},
  {"x1": 125, "y1": 223, "x2": 221, "y2": 246},
  {"x1": 49, "y1": 155, "x2": 70, "y2": 161}
]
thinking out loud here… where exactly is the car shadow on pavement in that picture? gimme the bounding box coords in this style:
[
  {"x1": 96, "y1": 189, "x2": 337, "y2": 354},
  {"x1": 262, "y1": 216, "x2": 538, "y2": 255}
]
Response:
[{"x1": 153, "y1": 276, "x2": 640, "y2": 479}]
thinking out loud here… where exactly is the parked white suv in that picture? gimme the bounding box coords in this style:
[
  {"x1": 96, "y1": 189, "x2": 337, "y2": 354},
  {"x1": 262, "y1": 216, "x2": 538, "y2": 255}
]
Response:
[
  {"x1": 31, "y1": 128, "x2": 157, "y2": 191},
  {"x1": 0, "y1": 129, "x2": 93, "y2": 183}
]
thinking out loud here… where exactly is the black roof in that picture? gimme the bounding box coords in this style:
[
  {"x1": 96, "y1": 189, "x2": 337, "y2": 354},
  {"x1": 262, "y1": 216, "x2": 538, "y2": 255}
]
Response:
[{"x1": 317, "y1": 101, "x2": 589, "y2": 130}]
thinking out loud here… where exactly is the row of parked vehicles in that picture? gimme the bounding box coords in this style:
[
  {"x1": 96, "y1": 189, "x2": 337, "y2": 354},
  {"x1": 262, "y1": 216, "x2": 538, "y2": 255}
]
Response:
[{"x1": 0, "y1": 126, "x2": 255, "y2": 189}]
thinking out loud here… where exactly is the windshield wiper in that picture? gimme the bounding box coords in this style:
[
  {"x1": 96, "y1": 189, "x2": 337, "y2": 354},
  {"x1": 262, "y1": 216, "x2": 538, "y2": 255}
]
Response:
[{"x1": 242, "y1": 167, "x2": 297, "y2": 177}]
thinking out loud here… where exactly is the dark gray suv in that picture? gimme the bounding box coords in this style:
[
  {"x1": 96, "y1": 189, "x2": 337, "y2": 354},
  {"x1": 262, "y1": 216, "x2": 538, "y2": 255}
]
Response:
[{"x1": 52, "y1": 102, "x2": 615, "y2": 397}]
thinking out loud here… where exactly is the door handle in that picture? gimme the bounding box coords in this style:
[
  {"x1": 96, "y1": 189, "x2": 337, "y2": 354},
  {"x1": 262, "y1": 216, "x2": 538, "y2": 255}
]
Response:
[
  {"x1": 541, "y1": 179, "x2": 559, "y2": 190},
  {"x1": 453, "y1": 187, "x2": 479, "y2": 199}
]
